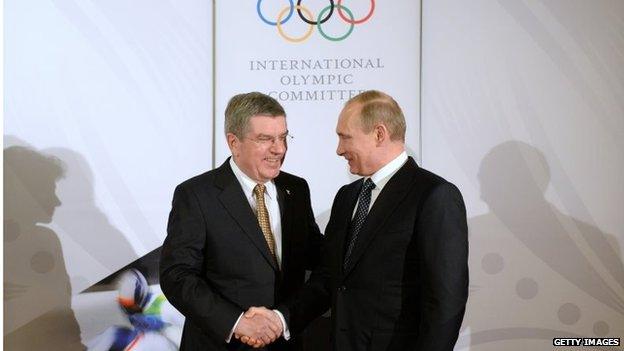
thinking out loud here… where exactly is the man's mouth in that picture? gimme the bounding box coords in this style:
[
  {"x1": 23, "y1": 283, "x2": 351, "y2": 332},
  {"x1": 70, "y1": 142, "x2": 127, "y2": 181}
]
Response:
[{"x1": 265, "y1": 157, "x2": 281, "y2": 165}]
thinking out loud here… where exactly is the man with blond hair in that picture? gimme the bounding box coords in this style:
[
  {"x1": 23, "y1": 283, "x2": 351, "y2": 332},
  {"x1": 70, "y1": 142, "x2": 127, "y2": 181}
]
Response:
[{"x1": 247, "y1": 90, "x2": 468, "y2": 350}]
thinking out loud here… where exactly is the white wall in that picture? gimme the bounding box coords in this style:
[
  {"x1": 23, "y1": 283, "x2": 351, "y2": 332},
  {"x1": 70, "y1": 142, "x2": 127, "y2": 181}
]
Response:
[
  {"x1": 5, "y1": 0, "x2": 213, "y2": 292},
  {"x1": 422, "y1": 1, "x2": 624, "y2": 349}
]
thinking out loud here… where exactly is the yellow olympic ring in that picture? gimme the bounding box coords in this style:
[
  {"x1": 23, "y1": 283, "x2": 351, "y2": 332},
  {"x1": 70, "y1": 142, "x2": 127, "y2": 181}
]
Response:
[{"x1": 276, "y1": 5, "x2": 314, "y2": 43}]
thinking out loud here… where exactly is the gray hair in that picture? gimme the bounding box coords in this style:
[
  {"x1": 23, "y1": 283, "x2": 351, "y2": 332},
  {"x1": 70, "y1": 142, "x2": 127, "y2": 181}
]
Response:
[{"x1": 224, "y1": 92, "x2": 286, "y2": 137}]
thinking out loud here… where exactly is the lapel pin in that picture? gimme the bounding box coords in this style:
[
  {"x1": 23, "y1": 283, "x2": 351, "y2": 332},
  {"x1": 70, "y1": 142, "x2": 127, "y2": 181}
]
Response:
[{"x1": 285, "y1": 189, "x2": 291, "y2": 195}]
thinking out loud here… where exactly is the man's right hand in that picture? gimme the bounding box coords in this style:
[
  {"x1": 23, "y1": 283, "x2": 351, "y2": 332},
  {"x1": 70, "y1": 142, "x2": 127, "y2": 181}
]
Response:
[{"x1": 234, "y1": 307, "x2": 283, "y2": 348}]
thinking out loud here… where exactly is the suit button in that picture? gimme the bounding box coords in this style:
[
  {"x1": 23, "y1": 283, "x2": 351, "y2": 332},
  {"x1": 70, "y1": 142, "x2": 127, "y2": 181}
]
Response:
[{"x1": 338, "y1": 286, "x2": 347, "y2": 292}]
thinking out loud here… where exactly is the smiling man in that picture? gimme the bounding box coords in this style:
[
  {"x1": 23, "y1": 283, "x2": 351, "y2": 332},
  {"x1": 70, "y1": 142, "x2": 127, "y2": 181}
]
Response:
[
  {"x1": 273, "y1": 90, "x2": 469, "y2": 351},
  {"x1": 160, "y1": 92, "x2": 322, "y2": 350}
]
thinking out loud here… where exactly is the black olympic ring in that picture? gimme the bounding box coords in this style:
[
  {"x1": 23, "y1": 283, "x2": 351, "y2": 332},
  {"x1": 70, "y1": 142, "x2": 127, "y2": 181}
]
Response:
[{"x1": 296, "y1": 0, "x2": 334, "y2": 25}]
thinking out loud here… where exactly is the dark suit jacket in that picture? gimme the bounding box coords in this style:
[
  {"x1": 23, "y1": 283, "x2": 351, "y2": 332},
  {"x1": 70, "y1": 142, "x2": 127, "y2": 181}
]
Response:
[
  {"x1": 280, "y1": 157, "x2": 468, "y2": 351},
  {"x1": 160, "y1": 159, "x2": 322, "y2": 351}
]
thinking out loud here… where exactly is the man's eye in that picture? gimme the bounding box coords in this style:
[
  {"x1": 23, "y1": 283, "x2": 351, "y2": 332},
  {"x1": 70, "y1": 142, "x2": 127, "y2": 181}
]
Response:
[{"x1": 258, "y1": 137, "x2": 272, "y2": 142}]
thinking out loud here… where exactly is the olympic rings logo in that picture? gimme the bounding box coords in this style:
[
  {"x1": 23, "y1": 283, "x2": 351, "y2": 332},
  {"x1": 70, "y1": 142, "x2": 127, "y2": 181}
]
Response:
[{"x1": 257, "y1": 0, "x2": 375, "y2": 43}]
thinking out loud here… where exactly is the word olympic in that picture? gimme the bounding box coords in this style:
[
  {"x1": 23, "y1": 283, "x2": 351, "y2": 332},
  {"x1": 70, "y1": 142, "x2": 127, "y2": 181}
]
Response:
[{"x1": 256, "y1": 0, "x2": 375, "y2": 42}]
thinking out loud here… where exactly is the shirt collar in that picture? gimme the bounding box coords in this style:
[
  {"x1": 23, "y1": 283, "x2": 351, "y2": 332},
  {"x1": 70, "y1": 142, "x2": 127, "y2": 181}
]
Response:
[
  {"x1": 368, "y1": 151, "x2": 408, "y2": 191},
  {"x1": 229, "y1": 157, "x2": 277, "y2": 200}
]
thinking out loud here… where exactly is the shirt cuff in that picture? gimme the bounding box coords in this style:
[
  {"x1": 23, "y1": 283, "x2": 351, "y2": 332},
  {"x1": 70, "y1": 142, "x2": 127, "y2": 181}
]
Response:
[
  {"x1": 226, "y1": 312, "x2": 245, "y2": 343},
  {"x1": 273, "y1": 309, "x2": 290, "y2": 340}
]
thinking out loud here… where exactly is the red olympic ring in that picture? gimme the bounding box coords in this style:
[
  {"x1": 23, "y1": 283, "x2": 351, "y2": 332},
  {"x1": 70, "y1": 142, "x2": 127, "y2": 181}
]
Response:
[{"x1": 337, "y1": 0, "x2": 375, "y2": 24}]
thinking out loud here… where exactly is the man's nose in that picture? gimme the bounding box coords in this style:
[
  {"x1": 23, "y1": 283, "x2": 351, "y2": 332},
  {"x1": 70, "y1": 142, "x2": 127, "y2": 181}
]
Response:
[{"x1": 271, "y1": 139, "x2": 286, "y2": 154}]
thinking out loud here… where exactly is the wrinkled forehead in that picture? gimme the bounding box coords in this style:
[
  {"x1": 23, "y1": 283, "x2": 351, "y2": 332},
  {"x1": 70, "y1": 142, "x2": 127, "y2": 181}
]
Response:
[{"x1": 246, "y1": 114, "x2": 287, "y2": 134}]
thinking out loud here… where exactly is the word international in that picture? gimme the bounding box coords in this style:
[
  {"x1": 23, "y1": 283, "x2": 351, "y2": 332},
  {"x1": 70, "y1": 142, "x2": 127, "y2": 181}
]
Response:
[{"x1": 553, "y1": 338, "x2": 620, "y2": 347}]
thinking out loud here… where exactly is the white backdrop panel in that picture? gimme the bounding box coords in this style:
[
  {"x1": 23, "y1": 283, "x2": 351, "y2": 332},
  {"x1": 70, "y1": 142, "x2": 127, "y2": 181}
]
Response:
[
  {"x1": 422, "y1": 1, "x2": 624, "y2": 349},
  {"x1": 214, "y1": 0, "x2": 421, "y2": 226},
  {"x1": 4, "y1": 0, "x2": 213, "y2": 295}
]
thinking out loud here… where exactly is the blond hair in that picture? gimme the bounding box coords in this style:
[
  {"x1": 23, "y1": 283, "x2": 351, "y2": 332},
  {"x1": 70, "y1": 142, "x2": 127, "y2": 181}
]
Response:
[{"x1": 345, "y1": 90, "x2": 406, "y2": 141}]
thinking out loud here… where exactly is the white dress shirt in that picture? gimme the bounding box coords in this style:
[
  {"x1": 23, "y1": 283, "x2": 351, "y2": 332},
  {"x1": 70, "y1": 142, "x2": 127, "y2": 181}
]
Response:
[
  {"x1": 229, "y1": 158, "x2": 283, "y2": 267},
  {"x1": 352, "y1": 151, "x2": 409, "y2": 218}
]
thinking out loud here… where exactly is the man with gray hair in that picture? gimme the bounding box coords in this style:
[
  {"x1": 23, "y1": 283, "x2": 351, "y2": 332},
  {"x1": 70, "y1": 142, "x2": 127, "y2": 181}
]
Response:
[{"x1": 160, "y1": 92, "x2": 322, "y2": 350}]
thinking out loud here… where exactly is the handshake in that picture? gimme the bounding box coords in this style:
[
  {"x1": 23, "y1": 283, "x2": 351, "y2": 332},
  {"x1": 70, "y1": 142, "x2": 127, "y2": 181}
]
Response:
[{"x1": 233, "y1": 306, "x2": 284, "y2": 348}]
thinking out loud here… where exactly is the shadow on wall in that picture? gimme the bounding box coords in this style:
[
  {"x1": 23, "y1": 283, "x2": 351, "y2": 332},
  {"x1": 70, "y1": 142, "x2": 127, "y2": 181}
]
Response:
[
  {"x1": 4, "y1": 142, "x2": 84, "y2": 350},
  {"x1": 44, "y1": 146, "x2": 137, "y2": 291},
  {"x1": 4, "y1": 136, "x2": 140, "y2": 349},
  {"x1": 459, "y1": 141, "x2": 624, "y2": 349}
]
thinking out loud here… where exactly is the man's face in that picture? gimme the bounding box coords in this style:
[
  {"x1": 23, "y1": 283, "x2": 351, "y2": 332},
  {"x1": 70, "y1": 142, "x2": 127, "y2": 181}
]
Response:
[
  {"x1": 336, "y1": 105, "x2": 378, "y2": 176},
  {"x1": 228, "y1": 115, "x2": 288, "y2": 183}
]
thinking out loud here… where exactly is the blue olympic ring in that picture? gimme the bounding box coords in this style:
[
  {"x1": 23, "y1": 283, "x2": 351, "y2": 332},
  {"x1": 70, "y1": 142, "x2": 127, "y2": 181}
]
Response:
[{"x1": 257, "y1": 0, "x2": 294, "y2": 26}]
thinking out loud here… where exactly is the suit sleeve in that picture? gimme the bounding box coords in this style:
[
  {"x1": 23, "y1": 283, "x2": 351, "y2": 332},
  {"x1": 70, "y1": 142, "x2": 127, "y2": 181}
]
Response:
[
  {"x1": 415, "y1": 182, "x2": 468, "y2": 351},
  {"x1": 302, "y1": 179, "x2": 323, "y2": 270},
  {"x1": 159, "y1": 184, "x2": 241, "y2": 341},
  {"x1": 279, "y1": 236, "x2": 332, "y2": 336},
  {"x1": 277, "y1": 185, "x2": 344, "y2": 335}
]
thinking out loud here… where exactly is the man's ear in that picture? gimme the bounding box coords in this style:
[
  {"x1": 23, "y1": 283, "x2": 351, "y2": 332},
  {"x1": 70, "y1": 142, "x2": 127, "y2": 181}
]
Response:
[
  {"x1": 374, "y1": 124, "x2": 388, "y2": 144},
  {"x1": 226, "y1": 133, "x2": 239, "y2": 156}
]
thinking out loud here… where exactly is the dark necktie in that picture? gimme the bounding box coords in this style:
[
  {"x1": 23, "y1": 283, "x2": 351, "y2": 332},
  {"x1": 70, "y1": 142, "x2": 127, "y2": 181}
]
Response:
[{"x1": 344, "y1": 178, "x2": 376, "y2": 268}]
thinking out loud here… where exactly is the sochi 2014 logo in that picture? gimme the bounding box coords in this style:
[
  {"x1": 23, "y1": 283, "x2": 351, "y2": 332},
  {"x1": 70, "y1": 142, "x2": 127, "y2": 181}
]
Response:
[{"x1": 257, "y1": 0, "x2": 375, "y2": 43}]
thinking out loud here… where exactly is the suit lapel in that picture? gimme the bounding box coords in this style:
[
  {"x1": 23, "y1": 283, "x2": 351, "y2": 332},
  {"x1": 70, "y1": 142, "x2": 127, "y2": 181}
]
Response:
[
  {"x1": 215, "y1": 159, "x2": 278, "y2": 271},
  {"x1": 336, "y1": 179, "x2": 363, "y2": 274},
  {"x1": 343, "y1": 158, "x2": 418, "y2": 276},
  {"x1": 274, "y1": 175, "x2": 292, "y2": 272}
]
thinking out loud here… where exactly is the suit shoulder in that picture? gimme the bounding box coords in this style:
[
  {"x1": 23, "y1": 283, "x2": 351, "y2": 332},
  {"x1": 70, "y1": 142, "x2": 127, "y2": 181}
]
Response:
[
  {"x1": 413, "y1": 166, "x2": 451, "y2": 188},
  {"x1": 344, "y1": 176, "x2": 363, "y2": 189},
  {"x1": 414, "y1": 167, "x2": 463, "y2": 199},
  {"x1": 333, "y1": 178, "x2": 361, "y2": 199},
  {"x1": 276, "y1": 170, "x2": 309, "y2": 188},
  {"x1": 174, "y1": 168, "x2": 218, "y2": 192}
]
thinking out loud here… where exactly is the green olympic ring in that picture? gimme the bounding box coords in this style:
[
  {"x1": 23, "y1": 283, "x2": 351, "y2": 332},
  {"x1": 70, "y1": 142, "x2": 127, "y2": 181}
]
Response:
[{"x1": 316, "y1": 4, "x2": 355, "y2": 42}]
